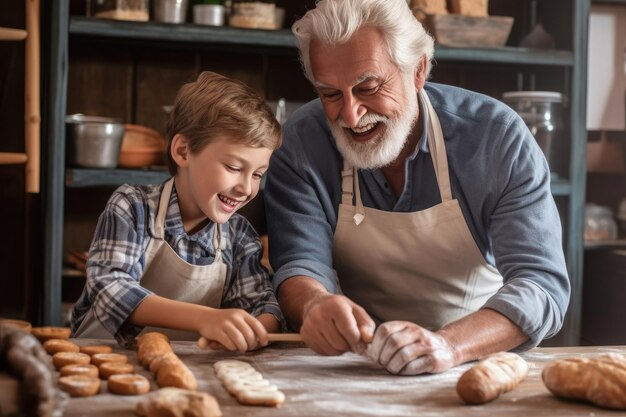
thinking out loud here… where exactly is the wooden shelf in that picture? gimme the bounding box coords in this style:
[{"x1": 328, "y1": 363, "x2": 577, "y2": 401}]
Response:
[
  {"x1": 66, "y1": 167, "x2": 170, "y2": 187},
  {"x1": 0, "y1": 26, "x2": 27, "y2": 41},
  {"x1": 584, "y1": 239, "x2": 626, "y2": 250},
  {"x1": 592, "y1": 0, "x2": 626, "y2": 4},
  {"x1": 0, "y1": 152, "x2": 28, "y2": 165},
  {"x1": 69, "y1": 16, "x2": 574, "y2": 66}
]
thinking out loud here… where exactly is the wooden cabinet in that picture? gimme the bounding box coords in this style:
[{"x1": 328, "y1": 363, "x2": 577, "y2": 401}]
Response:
[{"x1": 42, "y1": 0, "x2": 588, "y2": 345}]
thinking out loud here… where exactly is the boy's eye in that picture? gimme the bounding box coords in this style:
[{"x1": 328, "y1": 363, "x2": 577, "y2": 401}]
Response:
[
  {"x1": 253, "y1": 172, "x2": 264, "y2": 180},
  {"x1": 225, "y1": 164, "x2": 241, "y2": 172}
]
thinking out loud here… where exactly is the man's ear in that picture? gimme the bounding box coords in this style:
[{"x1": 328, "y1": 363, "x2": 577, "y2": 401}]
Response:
[
  {"x1": 414, "y1": 55, "x2": 428, "y2": 91},
  {"x1": 170, "y1": 134, "x2": 190, "y2": 167}
]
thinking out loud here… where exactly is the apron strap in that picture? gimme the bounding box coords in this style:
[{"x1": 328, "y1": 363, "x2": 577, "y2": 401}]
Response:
[
  {"x1": 341, "y1": 161, "x2": 365, "y2": 226},
  {"x1": 153, "y1": 178, "x2": 175, "y2": 239},
  {"x1": 419, "y1": 90, "x2": 453, "y2": 202},
  {"x1": 212, "y1": 224, "x2": 224, "y2": 263}
]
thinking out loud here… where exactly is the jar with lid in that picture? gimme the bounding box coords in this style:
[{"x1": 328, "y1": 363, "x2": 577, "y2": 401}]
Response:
[
  {"x1": 229, "y1": 0, "x2": 278, "y2": 30},
  {"x1": 87, "y1": 0, "x2": 149, "y2": 21},
  {"x1": 502, "y1": 91, "x2": 564, "y2": 177},
  {"x1": 584, "y1": 203, "x2": 618, "y2": 241}
]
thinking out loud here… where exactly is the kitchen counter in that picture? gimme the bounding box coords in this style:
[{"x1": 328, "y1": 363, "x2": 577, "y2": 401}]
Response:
[{"x1": 62, "y1": 341, "x2": 625, "y2": 417}]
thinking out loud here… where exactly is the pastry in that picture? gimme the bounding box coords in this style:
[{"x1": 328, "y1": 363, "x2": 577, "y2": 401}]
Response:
[
  {"x1": 60, "y1": 363, "x2": 99, "y2": 378},
  {"x1": 456, "y1": 352, "x2": 529, "y2": 404},
  {"x1": 99, "y1": 361, "x2": 135, "y2": 379},
  {"x1": 30, "y1": 327, "x2": 71, "y2": 343},
  {"x1": 43, "y1": 339, "x2": 80, "y2": 354},
  {"x1": 107, "y1": 373, "x2": 151, "y2": 395},
  {"x1": 542, "y1": 353, "x2": 626, "y2": 410},
  {"x1": 91, "y1": 352, "x2": 128, "y2": 367},
  {"x1": 137, "y1": 332, "x2": 173, "y2": 367},
  {"x1": 58, "y1": 375, "x2": 100, "y2": 397},
  {"x1": 52, "y1": 351, "x2": 91, "y2": 370},
  {"x1": 213, "y1": 359, "x2": 285, "y2": 407},
  {"x1": 135, "y1": 387, "x2": 222, "y2": 417}
]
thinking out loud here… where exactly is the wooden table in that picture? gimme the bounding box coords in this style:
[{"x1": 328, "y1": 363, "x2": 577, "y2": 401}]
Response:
[{"x1": 62, "y1": 342, "x2": 626, "y2": 417}]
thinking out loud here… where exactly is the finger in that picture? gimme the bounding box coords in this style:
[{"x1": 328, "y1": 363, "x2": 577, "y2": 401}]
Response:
[
  {"x1": 331, "y1": 311, "x2": 363, "y2": 353},
  {"x1": 213, "y1": 332, "x2": 237, "y2": 352},
  {"x1": 235, "y1": 316, "x2": 260, "y2": 350},
  {"x1": 301, "y1": 320, "x2": 345, "y2": 355},
  {"x1": 385, "y1": 342, "x2": 424, "y2": 374},
  {"x1": 378, "y1": 325, "x2": 421, "y2": 366},
  {"x1": 353, "y1": 305, "x2": 376, "y2": 344},
  {"x1": 244, "y1": 315, "x2": 269, "y2": 347},
  {"x1": 399, "y1": 355, "x2": 433, "y2": 376},
  {"x1": 223, "y1": 324, "x2": 250, "y2": 352},
  {"x1": 318, "y1": 328, "x2": 348, "y2": 355},
  {"x1": 369, "y1": 321, "x2": 409, "y2": 363}
]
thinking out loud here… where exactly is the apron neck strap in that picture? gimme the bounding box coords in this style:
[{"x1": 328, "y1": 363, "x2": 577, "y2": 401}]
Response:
[
  {"x1": 154, "y1": 178, "x2": 175, "y2": 239},
  {"x1": 212, "y1": 223, "x2": 224, "y2": 262},
  {"x1": 419, "y1": 89, "x2": 453, "y2": 202}
]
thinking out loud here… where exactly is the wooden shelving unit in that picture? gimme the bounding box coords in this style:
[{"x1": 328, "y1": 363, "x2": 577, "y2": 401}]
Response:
[{"x1": 42, "y1": 2, "x2": 589, "y2": 347}]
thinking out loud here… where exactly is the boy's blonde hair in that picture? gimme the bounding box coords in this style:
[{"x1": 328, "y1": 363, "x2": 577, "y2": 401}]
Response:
[{"x1": 165, "y1": 71, "x2": 282, "y2": 174}]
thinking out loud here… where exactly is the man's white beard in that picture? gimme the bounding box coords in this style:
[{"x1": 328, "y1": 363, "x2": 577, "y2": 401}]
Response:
[{"x1": 330, "y1": 86, "x2": 419, "y2": 170}]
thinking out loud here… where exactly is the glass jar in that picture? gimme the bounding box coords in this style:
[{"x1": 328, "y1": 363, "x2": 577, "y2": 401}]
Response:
[
  {"x1": 502, "y1": 91, "x2": 564, "y2": 177},
  {"x1": 584, "y1": 203, "x2": 618, "y2": 241},
  {"x1": 229, "y1": 0, "x2": 277, "y2": 30},
  {"x1": 87, "y1": 0, "x2": 149, "y2": 21}
]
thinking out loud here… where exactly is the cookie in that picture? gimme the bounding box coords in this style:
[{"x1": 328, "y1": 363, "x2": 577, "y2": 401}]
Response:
[
  {"x1": 31, "y1": 327, "x2": 71, "y2": 343},
  {"x1": 60, "y1": 363, "x2": 99, "y2": 378},
  {"x1": 91, "y1": 352, "x2": 128, "y2": 367},
  {"x1": 52, "y1": 351, "x2": 91, "y2": 370},
  {"x1": 107, "y1": 373, "x2": 150, "y2": 395},
  {"x1": 43, "y1": 339, "x2": 80, "y2": 355},
  {"x1": 99, "y1": 362, "x2": 134, "y2": 379},
  {"x1": 213, "y1": 359, "x2": 284, "y2": 407},
  {"x1": 58, "y1": 375, "x2": 100, "y2": 397}
]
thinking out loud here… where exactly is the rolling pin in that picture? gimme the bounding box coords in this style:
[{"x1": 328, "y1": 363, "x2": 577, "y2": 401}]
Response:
[{"x1": 198, "y1": 333, "x2": 303, "y2": 348}]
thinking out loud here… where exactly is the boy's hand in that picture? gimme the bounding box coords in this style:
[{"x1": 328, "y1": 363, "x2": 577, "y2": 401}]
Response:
[{"x1": 198, "y1": 309, "x2": 269, "y2": 352}]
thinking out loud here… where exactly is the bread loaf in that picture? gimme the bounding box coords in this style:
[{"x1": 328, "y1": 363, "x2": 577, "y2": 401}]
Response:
[
  {"x1": 135, "y1": 387, "x2": 222, "y2": 417},
  {"x1": 456, "y1": 352, "x2": 529, "y2": 404},
  {"x1": 449, "y1": 0, "x2": 488, "y2": 17},
  {"x1": 542, "y1": 353, "x2": 626, "y2": 410},
  {"x1": 136, "y1": 331, "x2": 197, "y2": 390}
]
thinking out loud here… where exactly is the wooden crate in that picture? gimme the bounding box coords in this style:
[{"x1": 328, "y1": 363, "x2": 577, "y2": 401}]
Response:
[{"x1": 424, "y1": 14, "x2": 514, "y2": 48}]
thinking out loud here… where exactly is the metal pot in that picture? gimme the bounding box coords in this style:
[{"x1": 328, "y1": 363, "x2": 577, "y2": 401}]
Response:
[{"x1": 66, "y1": 114, "x2": 125, "y2": 168}]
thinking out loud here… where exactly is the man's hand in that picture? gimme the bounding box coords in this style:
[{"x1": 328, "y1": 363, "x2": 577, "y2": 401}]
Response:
[
  {"x1": 366, "y1": 321, "x2": 457, "y2": 375},
  {"x1": 300, "y1": 293, "x2": 375, "y2": 356}
]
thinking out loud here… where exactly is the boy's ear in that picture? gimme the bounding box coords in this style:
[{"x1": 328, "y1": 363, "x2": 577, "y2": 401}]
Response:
[{"x1": 170, "y1": 134, "x2": 190, "y2": 167}]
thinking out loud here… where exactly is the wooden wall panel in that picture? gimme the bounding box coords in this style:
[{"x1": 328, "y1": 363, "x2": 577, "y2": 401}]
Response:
[
  {"x1": 135, "y1": 50, "x2": 198, "y2": 133},
  {"x1": 67, "y1": 41, "x2": 133, "y2": 120}
]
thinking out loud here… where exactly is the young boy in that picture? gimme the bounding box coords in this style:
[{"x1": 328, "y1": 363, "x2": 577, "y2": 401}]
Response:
[{"x1": 70, "y1": 71, "x2": 284, "y2": 352}]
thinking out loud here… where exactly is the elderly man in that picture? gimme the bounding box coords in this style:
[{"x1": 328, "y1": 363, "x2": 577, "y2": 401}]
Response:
[{"x1": 264, "y1": 0, "x2": 569, "y2": 375}]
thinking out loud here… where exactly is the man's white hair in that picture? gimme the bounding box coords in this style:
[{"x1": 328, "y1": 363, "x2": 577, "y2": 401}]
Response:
[{"x1": 292, "y1": 0, "x2": 435, "y2": 82}]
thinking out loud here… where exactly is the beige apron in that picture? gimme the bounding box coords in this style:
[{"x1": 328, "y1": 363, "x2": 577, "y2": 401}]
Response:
[
  {"x1": 75, "y1": 178, "x2": 227, "y2": 340},
  {"x1": 333, "y1": 89, "x2": 502, "y2": 330}
]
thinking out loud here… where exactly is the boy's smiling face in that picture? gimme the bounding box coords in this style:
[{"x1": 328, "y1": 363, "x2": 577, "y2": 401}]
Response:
[{"x1": 173, "y1": 135, "x2": 272, "y2": 231}]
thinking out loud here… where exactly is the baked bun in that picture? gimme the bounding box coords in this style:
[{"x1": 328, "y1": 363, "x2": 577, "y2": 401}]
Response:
[
  {"x1": 91, "y1": 352, "x2": 128, "y2": 367},
  {"x1": 52, "y1": 351, "x2": 91, "y2": 370},
  {"x1": 107, "y1": 373, "x2": 150, "y2": 395},
  {"x1": 135, "y1": 387, "x2": 221, "y2": 417},
  {"x1": 31, "y1": 327, "x2": 71, "y2": 343},
  {"x1": 58, "y1": 375, "x2": 101, "y2": 397},
  {"x1": 99, "y1": 362, "x2": 134, "y2": 379},
  {"x1": 43, "y1": 339, "x2": 80, "y2": 355},
  {"x1": 60, "y1": 363, "x2": 99, "y2": 378}
]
